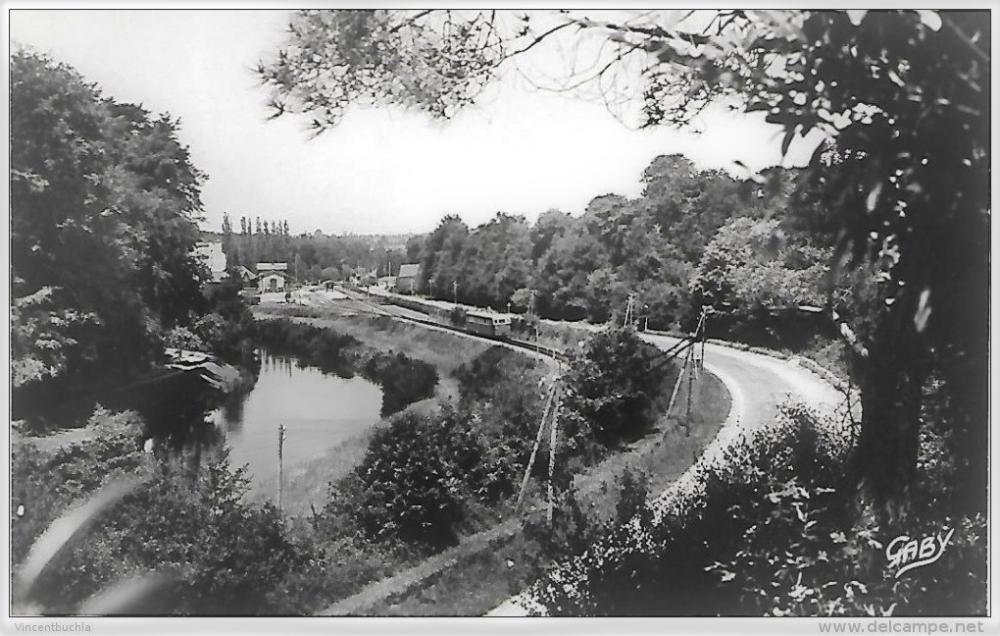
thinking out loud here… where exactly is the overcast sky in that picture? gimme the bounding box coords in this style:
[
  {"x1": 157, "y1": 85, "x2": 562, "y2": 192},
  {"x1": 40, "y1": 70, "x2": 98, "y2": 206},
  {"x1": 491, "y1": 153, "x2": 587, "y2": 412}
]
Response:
[{"x1": 11, "y1": 9, "x2": 819, "y2": 235}]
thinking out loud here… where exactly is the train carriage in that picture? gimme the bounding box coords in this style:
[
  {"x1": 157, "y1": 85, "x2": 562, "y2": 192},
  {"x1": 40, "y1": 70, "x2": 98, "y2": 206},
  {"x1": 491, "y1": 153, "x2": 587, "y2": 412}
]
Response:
[{"x1": 465, "y1": 311, "x2": 512, "y2": 338}]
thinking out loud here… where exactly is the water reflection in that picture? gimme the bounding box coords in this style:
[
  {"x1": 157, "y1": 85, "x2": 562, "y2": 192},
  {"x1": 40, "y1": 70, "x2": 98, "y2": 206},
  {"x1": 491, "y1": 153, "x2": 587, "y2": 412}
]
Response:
[{"x1": 212, "y1": 352, "x2": 383, "y2": 491}]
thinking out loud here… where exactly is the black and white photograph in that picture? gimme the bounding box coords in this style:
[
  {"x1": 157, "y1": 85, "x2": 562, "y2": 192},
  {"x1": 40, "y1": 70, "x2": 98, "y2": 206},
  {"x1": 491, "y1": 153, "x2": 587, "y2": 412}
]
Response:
[{"x1": 5, "y1": 4, "x2": 995, "y2": 630}]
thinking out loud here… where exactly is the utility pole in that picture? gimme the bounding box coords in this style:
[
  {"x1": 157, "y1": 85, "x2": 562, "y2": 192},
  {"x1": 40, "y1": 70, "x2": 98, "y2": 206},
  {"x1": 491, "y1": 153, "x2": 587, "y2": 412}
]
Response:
[
  {"x1": 546, "y1": 389, "x2": 562, "y2": 525},
  {"x1": 277, "y1": 424, "x2": 286, "y2": 516},
  {"x1": 700, "y1": 306, "x2": 709, "y2": 371},
  {"x1": 685, "y1": 346, "x2": 695, "y2": 421},
  {"x1": 529, "y1": 289, "x2": 536, "y2": 316},
  {"x1": 453, "y1": 280, "x2": 458, "y2": 305},
  {"x1": 515, "y1": 381, "x2": 558, "y2": 513}
]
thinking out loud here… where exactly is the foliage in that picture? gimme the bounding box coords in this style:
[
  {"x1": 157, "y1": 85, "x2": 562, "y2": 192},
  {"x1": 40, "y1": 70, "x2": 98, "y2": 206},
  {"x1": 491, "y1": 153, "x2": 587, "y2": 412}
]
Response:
[
  {"x1": 561, "y1": 326, "x2": 671, "y2": 448},
  {"x1": 692, "y1": 217, "x2": 830, "y2": 313},
  {"x1": 452, "y1": 346, "x2": 548, "y2": 502},
  {"x1": 394, "y1": 156, "x2": 766, "y2": 329},
  {"x1": 12, "y1": 408, "x2": 147, "y2": 566},
  {"x1": 341, "y1": 407, "x2": 486, "y2": 550},
  {"x1": 257, "y1": 8, "x2": 990, "y2": 514},
  {"x1": 10, "y1": 287, "x2": 98, "y2": 389},
  {"x1": 12, "y1": 406, "x2": 321, "y2": 615},
  {"x1": 11, "y1": 51, "x2": 207, "y2": 403},
  {"x1": 530, "y1": 403, "x2": 986, "y2": 616},
  {"x1": 257, "y1": 10, "x2": 505, "y2": 132}
]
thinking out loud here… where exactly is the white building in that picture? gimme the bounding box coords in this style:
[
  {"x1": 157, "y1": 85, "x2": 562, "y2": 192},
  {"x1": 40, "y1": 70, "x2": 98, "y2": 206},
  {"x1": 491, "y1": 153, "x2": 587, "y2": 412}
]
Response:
[{"x1": 257, "y1": 262, "x2": 288, "y2": 293}]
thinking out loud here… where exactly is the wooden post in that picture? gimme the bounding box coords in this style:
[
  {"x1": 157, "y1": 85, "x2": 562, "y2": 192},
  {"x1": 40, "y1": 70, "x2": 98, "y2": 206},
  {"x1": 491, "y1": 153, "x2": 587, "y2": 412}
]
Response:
[
  {"x1": 685, "y1": 346, "x2": 695, "y2": 422},
  {"x1": 277, "y1": 424, "x2": 286, "y2": 516},
  {"x1": 665, "y1": 344, "x2": 689, "y2": 419},
  {"x1": 546, "y1": 390, "x2": 562, "y2": 525},
  {"x1": 515, "y1": 381, "x2": 557, "y2": 513},
  {"x1": 699, "y1": 307, "x2": 708, "y2": 371}
]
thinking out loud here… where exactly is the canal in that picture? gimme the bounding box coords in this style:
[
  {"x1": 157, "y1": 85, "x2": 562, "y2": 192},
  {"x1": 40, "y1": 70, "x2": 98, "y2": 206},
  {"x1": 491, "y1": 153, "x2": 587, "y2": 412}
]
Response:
[{"x1": 211, "y1": 352, "x2": 384, "y2": 496}]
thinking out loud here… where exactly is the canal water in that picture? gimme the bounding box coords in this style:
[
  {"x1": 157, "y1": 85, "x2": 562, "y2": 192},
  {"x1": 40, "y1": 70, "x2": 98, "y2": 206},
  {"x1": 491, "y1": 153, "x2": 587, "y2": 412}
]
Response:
[{"x1": 211, "y1": 352, "x2": 383, "y2": 493}]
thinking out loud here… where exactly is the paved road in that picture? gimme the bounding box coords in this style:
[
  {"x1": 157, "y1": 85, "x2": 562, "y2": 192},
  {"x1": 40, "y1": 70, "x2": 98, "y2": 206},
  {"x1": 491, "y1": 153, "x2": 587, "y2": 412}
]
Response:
[{"x1": 487, "y1": 333, "x2": 849, "y2": 616}]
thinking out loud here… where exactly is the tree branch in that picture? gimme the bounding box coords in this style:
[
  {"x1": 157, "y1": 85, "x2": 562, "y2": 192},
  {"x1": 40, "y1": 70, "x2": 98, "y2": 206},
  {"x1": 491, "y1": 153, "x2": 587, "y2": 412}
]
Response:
[
  {"x1": 388, "y1": 9, "x2": 435, "y2": 34},
  {"x1": 504, "y1": 19, "x2": 578, "y2": 59}
]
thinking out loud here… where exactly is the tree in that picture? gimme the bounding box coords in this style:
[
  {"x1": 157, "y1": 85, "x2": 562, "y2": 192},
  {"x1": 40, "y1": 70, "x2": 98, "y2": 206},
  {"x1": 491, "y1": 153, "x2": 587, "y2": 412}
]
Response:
[
  {"x1": 257, "y1": 9, "x2": 989, "y2": 514},
  {"x1": 346, "y1": 408, "x2": 484, "y2": 549},
  {"x1": 11, "y1": 51, "x2": 207, "y2": 403},
  {"x1": 561, "y1": 327, "x2": 666, "y2": 447}
]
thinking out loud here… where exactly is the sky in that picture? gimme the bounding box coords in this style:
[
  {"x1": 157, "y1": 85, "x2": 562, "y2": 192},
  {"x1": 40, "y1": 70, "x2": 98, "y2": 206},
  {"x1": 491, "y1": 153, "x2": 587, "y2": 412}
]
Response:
[{"x1": 10, "y1": 9, "x2": 819, "y2": 236}]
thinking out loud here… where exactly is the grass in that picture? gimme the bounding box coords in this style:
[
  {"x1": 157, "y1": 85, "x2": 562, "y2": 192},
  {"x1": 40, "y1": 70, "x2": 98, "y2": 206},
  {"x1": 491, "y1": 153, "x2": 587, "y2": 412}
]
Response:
[
  {"x1": 376, "y1": 532, "x2": 541, "y2": 616},
  {"x1": 368, "y1": 369, "x2": 731, "y2": 616}
]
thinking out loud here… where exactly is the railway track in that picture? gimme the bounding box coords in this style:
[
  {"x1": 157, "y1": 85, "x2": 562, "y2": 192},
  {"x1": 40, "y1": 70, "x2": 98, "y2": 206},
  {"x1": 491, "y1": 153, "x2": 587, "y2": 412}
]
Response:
[{"x1": 332, "y1": 286, "x2": 567, "y2": 361}]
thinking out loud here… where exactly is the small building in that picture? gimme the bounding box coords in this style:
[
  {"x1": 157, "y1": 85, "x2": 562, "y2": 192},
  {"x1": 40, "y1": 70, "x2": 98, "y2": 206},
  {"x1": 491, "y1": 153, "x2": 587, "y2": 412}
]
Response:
[
  {"x1": 256, "y1": 262, "x2": 288, "y2": 293},
  {"x1": 377, "y1": 275, "x2": 397, "y2": 289},
  {"x1": 195, "y1": 242, "x2": 228, "y2": 284},
  {"x1": 349, "y1": 266, "x2": 378, "y2": 287},
  {"x1": 395, "y1": 263, "x2": 421, "y2": 294},
  {"x1": 236, "y1": 265, "x2": 258, "y2": 286},
  {"x1": 259, "y1": 271, "x2": 287, "y2": 293}
]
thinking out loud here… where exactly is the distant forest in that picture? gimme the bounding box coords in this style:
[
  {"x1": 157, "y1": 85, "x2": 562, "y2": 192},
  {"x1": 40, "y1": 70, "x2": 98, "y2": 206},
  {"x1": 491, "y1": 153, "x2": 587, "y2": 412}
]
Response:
[{"x1": 221, "y1": 153, "x2": 836, "y2": 339}]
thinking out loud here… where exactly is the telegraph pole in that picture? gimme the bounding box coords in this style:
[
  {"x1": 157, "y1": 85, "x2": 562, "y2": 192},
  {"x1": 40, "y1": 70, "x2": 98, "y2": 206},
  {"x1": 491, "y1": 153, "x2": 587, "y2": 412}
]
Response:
[
  {"x1": 453, "y1": 280, "x2": 458, "y2": 305},
  {"x1": 277, "y1": 424, "x2": 286, "y2": 516},
  {"x1": 623, "y1": 294, "x2": 635, "y2": 327},
  {"x1": 700, "y1": 306, "x2": 708, "y2": 371},
  {"x1": 515, "y1": 381, "x2": 557, "y2": 513},
  {"x1": 685, "y1": 346, "x2": 695, "y2": 421},
  {"x1": 546, "y1": 388, "x2": 561, "y2": 525}
]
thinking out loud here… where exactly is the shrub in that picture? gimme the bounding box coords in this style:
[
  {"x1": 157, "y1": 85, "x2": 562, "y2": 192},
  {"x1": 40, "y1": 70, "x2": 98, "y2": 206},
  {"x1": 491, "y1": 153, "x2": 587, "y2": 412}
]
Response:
[
  {"x1": 11, "y1": 407, "x2": 147, "y2": 566},
  {"x1": 362, "y1": 352, "x2": 438, "y2": 417},
  {"x1": 561, "y1": 326, "x2": 671, "y2": 447},
  {"x1": 343, "y1": 407, "x2": 485, "y2": 550},
  {"x1": 528, "y1": 402, "x2": 986, "y2": 616},
  {"x1": 13, "y1": 416, "x2": 318, "y2": 615}
]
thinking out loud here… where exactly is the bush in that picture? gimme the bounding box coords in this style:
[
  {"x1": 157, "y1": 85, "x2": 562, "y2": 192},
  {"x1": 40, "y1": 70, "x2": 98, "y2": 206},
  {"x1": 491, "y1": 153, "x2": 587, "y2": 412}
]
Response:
[
  {"x1": 11, "y1": 407, "x2": 147, "y2": 566},
  {"x1": 363, "y1": 352, "x2": 438, "y2": 417},
  {"x1": 528, "y1": 402, "x2": 986, "y2": 616},
  {"x1": 561, "y1": 326, "x2": 672, "y2": 448},
  {"x1": 13, "y1": 411, "x2": 319, "y2": 615},
  {"x1": 39, "y1": 455, "x2": 314, "y2": 615},
  {"x1": 342, "y1": 407, "x2": 486, "y2": 550}
]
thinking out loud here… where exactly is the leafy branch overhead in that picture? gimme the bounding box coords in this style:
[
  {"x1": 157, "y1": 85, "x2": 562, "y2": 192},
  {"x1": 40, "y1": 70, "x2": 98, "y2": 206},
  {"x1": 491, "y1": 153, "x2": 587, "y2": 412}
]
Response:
[{"x1": 259, "y1": 9, "x2": 989, "y2": 510}]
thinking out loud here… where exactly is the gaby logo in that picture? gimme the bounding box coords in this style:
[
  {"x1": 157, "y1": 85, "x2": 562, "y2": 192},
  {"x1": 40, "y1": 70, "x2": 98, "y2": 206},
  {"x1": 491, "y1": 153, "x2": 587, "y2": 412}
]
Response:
[{"x1": 885, "y1": 528, "x2": 955, "y2": 578}]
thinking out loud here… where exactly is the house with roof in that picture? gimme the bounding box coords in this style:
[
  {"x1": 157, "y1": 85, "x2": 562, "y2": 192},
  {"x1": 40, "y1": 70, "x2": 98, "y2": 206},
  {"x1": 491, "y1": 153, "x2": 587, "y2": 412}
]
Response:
[
  {"x1": 235, "y1": 265, "x2": 257, "y2": 286},
  {"x1": 257, "y1": 262, "x2": 288, "y2": 293},
  {"x1": 394, "y1": 263, "x2": 421, "y2": 294}
]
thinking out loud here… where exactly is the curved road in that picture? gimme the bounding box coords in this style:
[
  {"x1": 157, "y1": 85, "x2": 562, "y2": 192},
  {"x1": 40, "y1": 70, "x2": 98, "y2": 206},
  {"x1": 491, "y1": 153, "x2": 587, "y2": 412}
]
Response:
[
  {"x1": 487, "y1": 333, "x2": 849, "y2": 616},
  {"x1": 284, "y1": 289, "x2": 850, "y2": 615}
]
